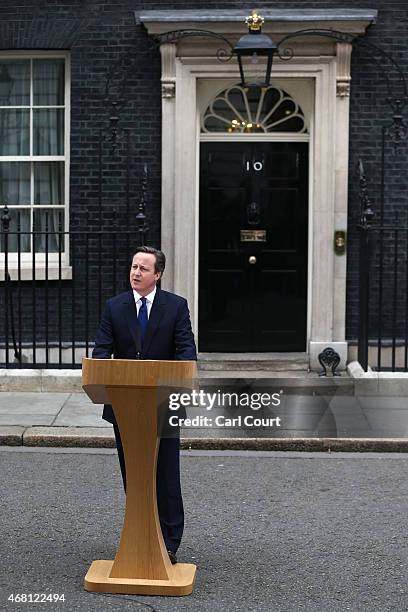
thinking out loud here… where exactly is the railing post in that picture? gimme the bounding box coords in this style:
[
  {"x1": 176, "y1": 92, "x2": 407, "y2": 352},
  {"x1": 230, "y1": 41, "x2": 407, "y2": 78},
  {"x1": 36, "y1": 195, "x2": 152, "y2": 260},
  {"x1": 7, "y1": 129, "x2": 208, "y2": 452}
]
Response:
[
  {"x1": 136, "y1": 163, "x2": 149, "y2": 246},
  {"x1": 357, "y1": 160, "x2": 375, "y2": 372},
  {"x1": 358, "y1": 224, "x2": 370, "y2": 371},
  {"x1": 1, "y1": 205, "x2": 10, "y2": 366}
]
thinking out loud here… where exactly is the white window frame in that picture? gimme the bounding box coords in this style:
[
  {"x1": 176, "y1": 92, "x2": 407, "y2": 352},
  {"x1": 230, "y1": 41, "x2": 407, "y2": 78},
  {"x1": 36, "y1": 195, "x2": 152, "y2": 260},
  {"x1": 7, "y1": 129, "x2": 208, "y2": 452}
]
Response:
[{"x1": 0, "y1": 50, "x2": 71, "y2": 280}]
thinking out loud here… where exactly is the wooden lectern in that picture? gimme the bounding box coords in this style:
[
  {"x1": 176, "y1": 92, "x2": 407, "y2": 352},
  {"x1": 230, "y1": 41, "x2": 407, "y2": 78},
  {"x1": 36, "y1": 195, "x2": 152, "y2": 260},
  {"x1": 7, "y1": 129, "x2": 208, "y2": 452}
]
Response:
[{"x1": 82, "y1": 357, "x2": 197, "y2": 596}]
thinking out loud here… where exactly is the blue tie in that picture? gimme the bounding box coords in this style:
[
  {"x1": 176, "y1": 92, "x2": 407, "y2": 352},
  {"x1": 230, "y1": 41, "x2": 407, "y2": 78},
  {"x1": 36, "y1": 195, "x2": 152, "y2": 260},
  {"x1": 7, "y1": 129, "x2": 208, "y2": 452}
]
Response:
[{"x1": 138, "y1": 296, "x2": 148, "y2": 343}]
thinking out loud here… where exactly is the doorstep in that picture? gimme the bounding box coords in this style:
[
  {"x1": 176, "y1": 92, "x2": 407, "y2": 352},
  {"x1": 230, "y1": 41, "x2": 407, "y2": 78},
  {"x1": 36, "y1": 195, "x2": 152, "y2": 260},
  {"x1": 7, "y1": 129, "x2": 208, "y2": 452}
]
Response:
[{"x1": 198, "y1": 352, "x2": 309, "y2": 371}]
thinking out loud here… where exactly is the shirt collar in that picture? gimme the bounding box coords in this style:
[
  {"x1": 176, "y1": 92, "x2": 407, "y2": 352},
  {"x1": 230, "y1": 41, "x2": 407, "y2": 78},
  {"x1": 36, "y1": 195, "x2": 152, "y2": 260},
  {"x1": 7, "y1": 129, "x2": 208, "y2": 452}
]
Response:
[{"x1": 132, "y1": 286, "x2": 157, "y2": 304}]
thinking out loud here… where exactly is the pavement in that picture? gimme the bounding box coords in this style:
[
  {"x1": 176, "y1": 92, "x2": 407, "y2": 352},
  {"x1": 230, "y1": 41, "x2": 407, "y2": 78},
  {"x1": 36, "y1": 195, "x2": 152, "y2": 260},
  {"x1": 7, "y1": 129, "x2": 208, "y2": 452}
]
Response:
[
  {"x1": 1, "y1": 374, "x2": 408, "y2": 450},
  {"x1": 1, "y1": 447, "x2": 407, "y2": 611}
]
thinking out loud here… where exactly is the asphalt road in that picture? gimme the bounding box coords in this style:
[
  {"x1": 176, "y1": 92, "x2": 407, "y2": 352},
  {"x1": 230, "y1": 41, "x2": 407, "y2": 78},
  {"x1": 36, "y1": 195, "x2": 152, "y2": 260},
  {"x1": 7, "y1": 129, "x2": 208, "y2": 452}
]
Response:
[{"x1": 1, "y1": 448, "x2": 407, "y2": 612}]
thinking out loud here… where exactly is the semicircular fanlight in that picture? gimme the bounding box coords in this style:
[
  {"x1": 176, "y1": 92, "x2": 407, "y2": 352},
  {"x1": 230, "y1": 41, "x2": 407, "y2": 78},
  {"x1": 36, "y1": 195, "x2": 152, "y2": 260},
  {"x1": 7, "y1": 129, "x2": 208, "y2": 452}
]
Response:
[{"x1": 202, "y1": 85, "x2": 307, "y2": 134}]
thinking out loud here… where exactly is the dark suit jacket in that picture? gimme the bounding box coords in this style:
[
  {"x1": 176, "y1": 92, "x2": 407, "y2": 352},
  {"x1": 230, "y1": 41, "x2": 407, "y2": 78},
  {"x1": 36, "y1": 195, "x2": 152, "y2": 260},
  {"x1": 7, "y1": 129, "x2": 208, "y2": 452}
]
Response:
[{"x1": 92, "y1": 286, "x2": 197, "y2": 423}]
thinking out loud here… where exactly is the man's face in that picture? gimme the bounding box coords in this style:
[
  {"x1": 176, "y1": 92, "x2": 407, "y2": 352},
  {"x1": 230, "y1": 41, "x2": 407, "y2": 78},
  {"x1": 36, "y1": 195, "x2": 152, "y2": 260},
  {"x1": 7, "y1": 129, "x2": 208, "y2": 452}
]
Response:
[{"x1": 129, "y1": 252, "x2": 161, "y2": 296}]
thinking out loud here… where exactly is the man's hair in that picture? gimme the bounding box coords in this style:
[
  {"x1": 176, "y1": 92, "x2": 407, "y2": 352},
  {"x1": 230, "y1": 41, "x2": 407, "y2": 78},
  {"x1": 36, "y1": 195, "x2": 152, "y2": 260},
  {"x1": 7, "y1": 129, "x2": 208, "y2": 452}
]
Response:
[{"x1": 131, "y1": 246, "x2": 166, "y2": 276}]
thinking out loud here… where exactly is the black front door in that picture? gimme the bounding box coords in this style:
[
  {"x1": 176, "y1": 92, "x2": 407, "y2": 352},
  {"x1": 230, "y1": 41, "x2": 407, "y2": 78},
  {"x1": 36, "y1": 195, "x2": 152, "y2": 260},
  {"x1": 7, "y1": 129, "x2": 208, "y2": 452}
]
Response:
[{"x1": 199, "y1": 141, "x2": 308, "y2": 352}]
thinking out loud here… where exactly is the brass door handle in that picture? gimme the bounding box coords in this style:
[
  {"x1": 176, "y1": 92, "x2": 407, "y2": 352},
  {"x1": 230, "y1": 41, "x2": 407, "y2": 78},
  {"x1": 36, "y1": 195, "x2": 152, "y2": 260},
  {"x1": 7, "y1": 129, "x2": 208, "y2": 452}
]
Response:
[{"x1": 249, "y1": 255, "x2": 257, "y2": 264}]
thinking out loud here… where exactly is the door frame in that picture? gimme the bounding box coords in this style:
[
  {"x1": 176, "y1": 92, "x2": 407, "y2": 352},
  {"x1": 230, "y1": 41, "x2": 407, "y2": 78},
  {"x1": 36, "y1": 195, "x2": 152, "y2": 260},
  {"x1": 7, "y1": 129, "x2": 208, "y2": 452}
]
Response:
[{"x1": 158, "y1": 47, "x2": 350, "y2": 366}]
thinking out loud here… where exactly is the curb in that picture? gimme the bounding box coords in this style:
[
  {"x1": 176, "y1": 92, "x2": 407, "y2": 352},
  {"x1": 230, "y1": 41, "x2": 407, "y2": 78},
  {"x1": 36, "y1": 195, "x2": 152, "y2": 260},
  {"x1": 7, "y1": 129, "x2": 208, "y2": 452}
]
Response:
[
  {"x1": 181, "y1": 438, "x2": 408, "y2": 452},
  {"x1": 0, "y1": 426, "x2": 25, "y2": 446},
  {"x1": 23, "y1": 426, "x2": 115, "y2": 448},
  {"x1": 1, "y1": 427, "x2": 408, "y2": 452},
  {"x1": 0, "y1": 370, "x2": 83, "y2": 393}
]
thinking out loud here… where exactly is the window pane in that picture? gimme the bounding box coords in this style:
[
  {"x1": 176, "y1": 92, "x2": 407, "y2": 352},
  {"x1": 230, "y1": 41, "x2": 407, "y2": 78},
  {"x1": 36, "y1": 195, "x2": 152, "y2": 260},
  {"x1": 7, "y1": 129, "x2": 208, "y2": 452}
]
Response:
[
  {"x1": 0, "y1": 109, "x2": 30, "y2": 155},
  {"x1": 33, "y1": 59, "x2": 65, "y2": 106},
  {"x1": 0, "y1": 162, "x2": 30, "y2": 205},
  {"x1": 33, "y1": 109, "x2": 64, "y2": 155},
  {"x1": 34, "y1": 208, "x2": 64, "y2": 253},
  {"x1": 34, "y1": 162, "x2": 64, "y2": 205},
  {"x1": 0, "y1": 208, "x2": 30, "y2": 252},
  {"x1": 0, "y1": 60, "x2": 30, "y2": 106}
]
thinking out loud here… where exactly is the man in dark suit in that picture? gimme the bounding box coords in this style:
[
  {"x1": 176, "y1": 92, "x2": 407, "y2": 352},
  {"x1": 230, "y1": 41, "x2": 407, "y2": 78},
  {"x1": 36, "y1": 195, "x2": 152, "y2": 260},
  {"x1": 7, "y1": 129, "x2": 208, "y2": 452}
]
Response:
[{"x1": 92, "y1": 245, "x2": 197, "y2": 564}]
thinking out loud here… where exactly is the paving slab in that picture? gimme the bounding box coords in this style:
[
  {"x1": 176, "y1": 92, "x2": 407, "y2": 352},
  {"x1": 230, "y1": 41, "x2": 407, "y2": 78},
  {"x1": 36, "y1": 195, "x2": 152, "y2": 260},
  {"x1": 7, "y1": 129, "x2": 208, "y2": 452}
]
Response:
[
  {"x1": 53, "y1": 394, "x2": 104, "y2": 427},
  {"x1": 0, "y1": 392, "x2": 69, "y2": 414},
  {"x1": 0, "y1": 392, "x2": 70, "y2": 427},
  {"x1": 354, "y1": 410, "x2": 408, "y2": 434},
  {"x1": 328, "y1": 404, "x2": 370, "y2": 431},
  {"x1": 0, "y1": 414, "x2": 57, "y2": 426},
  {"x1": 357, "y1": 396, "x2": 408, "y2": 409}
]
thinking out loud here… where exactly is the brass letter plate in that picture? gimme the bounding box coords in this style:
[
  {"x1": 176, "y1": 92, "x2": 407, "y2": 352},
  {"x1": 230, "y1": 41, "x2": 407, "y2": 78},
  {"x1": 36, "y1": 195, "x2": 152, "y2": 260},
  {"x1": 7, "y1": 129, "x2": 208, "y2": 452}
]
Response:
[{"x1": 240, "y1": 230, "x2": 266, "y2": 242}]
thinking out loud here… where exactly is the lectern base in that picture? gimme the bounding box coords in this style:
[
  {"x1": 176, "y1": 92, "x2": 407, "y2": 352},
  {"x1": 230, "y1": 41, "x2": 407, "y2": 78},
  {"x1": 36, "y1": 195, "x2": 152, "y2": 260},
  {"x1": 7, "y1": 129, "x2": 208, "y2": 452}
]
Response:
[{"x1": 84, "y1": 560, "x2": 197, "y2": 596}]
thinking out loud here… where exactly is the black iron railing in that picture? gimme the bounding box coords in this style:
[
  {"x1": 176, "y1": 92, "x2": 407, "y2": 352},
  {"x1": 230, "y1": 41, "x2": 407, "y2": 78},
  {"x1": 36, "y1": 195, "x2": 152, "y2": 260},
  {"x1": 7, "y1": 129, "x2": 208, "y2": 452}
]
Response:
[
  {"x1": 358, "y1": 220, "x2": 408, "y2": 372},
  {"x1": 0, "y1": 223, "x2": 146, "y2": 369}
]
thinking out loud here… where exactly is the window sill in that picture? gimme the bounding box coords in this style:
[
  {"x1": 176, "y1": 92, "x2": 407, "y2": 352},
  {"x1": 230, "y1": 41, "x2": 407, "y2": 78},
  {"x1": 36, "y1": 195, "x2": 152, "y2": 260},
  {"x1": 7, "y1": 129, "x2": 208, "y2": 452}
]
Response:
[{"x1": 1, "y1": 265, "x2": 73, "y2": 281}]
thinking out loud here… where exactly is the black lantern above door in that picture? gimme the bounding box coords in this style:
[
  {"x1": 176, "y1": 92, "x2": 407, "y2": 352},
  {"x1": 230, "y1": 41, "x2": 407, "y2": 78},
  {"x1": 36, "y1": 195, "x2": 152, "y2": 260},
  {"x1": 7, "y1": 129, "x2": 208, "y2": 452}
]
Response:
[{"x1": 233, "y1": 11, "x2": 278, "y2": 88}]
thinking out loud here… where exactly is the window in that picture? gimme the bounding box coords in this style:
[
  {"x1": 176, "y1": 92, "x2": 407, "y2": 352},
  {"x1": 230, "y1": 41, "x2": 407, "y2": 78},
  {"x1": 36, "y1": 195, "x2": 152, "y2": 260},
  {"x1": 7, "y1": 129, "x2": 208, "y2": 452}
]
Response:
[
  {"x1": 202, "y1": 84, "x2": 307, "y2": 134},
  {"x1": 0, "y1": 53, "x2": 69, "y2": 257}
]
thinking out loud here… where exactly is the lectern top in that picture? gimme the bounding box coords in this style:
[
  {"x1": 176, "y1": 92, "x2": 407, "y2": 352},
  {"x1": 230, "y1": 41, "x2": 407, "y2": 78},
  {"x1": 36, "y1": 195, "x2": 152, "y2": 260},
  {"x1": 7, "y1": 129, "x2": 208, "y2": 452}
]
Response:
[{"x1": 82, "y1": 358, "x2": 197, "y2": 404}]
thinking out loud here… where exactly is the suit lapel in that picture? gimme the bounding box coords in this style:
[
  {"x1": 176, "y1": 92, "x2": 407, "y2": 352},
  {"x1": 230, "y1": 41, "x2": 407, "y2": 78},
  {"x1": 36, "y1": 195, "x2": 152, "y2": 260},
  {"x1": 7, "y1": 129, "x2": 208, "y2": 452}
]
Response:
[
  {"x1": 142, "y1": 287, "x2": 166, "y2": 356},
  {"x1": 123, "y1": 291, "x2": 142, "y2": 354}
]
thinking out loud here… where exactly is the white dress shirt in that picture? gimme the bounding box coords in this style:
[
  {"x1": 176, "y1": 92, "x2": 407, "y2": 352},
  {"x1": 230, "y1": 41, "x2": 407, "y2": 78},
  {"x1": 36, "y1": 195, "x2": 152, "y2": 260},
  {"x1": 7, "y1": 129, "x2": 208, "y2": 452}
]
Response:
[{"x1": 132, "y1": 286, "x2": 157, "y2": 319}]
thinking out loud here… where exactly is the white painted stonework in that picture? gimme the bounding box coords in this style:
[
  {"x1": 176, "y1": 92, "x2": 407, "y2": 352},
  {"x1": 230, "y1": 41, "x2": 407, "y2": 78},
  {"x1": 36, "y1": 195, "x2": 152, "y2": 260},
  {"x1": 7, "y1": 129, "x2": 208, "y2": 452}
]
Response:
[{"x1": 139, "y1": 10, "x2": 376, "y2": 369}]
